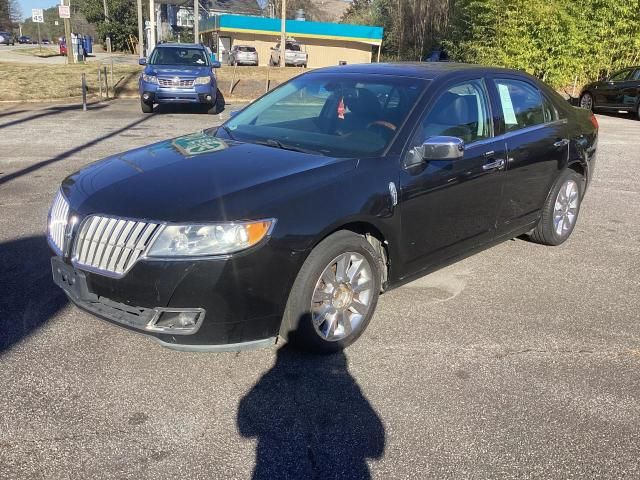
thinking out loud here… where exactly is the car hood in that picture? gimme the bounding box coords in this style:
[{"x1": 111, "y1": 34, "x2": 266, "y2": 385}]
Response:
[
  {"x1": 62, "y1": 132, "x2": 355, "y2": 222},
  {"x1": 145, "y1": 64, "x2": 212, "y2": 77}
]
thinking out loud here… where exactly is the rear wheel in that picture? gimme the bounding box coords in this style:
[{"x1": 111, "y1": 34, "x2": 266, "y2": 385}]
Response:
[
  {"x1": 579, "y1": 92, "x2": 594, "y2": 111},
  {"x1": 529, "y1": 169, "x2": 583, "y2": 246},
  {"x1": 140, "y1": 97, "x2": 153, "y2": 114},
  {"x1": 282, "y1": 231, "x2": 381, "y2": 353}
]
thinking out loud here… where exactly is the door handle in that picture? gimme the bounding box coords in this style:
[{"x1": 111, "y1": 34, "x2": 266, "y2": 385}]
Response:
[
  {"x1": 554, "y1": 138, "x2": 570, "y2": 148},
  {"x1": 482, "y1": 158, "x2": 505, "y2": 171}
]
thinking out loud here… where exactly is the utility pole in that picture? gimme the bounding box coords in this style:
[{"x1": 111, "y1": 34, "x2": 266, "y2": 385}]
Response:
[
  {"x1": 137, "y1": 0, "x2": 144, "y2": 57},
  {"x1": 103, "y1": 0, "x2": 111, "y2": 53},
  {"x1": 280, "y1": 0, "x2": 286, "y2": 67},
  {"x1": 149, "y1": 0, "x2": 156, "y2": 52},
  {"x1": 194, "y1": 0, "x2": 199, "y2": 44},
  {"x1": 63, "y1": 0, "x2": 74, "y2": 64}
]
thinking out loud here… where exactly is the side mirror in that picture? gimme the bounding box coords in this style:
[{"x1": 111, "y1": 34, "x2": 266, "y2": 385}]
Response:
[
  {"x1": 138, "y1": 58, "x2": 146, "y2": 65},
  {"x1": 211, "y1": 60, "x2": 221, "y2": 69},
  {"x1": 404, "y1": 136, "x2": 465, "y2": 168}
]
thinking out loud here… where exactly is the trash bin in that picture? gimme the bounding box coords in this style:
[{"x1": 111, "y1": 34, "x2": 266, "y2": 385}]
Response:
[{"x1": 82, "y1": 36, "x2": 93, "y2": 55}]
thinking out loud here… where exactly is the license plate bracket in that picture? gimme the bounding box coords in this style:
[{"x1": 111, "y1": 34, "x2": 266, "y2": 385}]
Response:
[{"x1": 51, "y1": 256, "x2": 91, "y2": 302}]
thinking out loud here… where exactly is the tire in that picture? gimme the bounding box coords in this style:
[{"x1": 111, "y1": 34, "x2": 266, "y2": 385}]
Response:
[
  {"x1": 140, "y1": 98, "x2": 153, "y2": 114},
  {"x1": 206, "y1": 89, "x2": 225, "y2": 114},
  {"x1": 579, "y1": 92, "x2": 594, "y2": 111},
  {"x1": 281, "y1": 230, "x2": 382, "y2": 353},
  {"x1": 529, "y1": 169, "x2": 583, "y2": 246}
]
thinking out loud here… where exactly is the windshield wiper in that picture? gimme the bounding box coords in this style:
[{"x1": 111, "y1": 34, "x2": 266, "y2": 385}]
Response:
[
  {"x1": 218, "y1": 124, "x2": 235, "y2": 140},
  {"x1": 253, "y1": 139, "x2": 321, "y2": 155}
]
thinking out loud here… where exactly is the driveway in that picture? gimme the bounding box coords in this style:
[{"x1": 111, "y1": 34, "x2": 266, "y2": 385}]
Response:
[{"x1": 0, "y1": 100, "x2": 639, "y2": 479}]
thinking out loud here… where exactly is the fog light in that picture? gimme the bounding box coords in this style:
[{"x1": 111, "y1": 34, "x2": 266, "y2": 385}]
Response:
[
  {"x1": 143, "y1": 93, "x2": 150, "y2": 100},
  {"x1": 206, "y1": 95, "x2": 212, "y2": 101},
  {"x1": 147, "y1": 309, "x2": 204, "y2": 334}
]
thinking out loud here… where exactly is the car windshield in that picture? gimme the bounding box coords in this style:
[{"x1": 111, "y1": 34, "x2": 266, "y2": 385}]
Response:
[
  {"x1": 286, "y1": 43, "x2": 301, "y2": 51},
  {"x1": 238, "y1": 46, "x2": 255, "y2": 52},
  {"x1": 149, "y1": 47, "x2": 208, "y2": 66},
  {"x1": 220, "y1": 73, "x2": 426, "y2": 158}
]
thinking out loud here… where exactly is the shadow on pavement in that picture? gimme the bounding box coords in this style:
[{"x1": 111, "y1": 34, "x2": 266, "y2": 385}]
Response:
[
  {"x1": 238, "y1": 335, "x2": 385, "y2": 479},
  {"x1": 0, "y1": 102, "x2": 107, "y2": 131},
  {"x1": 0, "y1": 109, "x2": 28, "y2": 119},
  {"x1": 0, "y1": 112, "x2": 154, "y2": 186},
  {"x1": 0, "y1": 235, "x2": 67, "y2": 353}
]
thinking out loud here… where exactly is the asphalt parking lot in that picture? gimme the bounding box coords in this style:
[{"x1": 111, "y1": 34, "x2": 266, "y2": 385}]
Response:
[{"x1": 0, "y1": 99, "x2": 639, "y2": 479}]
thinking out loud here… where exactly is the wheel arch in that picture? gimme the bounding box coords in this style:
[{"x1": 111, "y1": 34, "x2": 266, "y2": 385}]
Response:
[{"x1": 311, "y1": 220, "x2": 393, "y2": 292}]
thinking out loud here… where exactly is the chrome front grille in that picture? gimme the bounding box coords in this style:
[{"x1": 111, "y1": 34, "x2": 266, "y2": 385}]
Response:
[
  {"x1": 158, "y1": 78, "x2": 194, "y2": 88},
  {"x1": 48, "y1": 190, "x2": 69, "y2": 254},
  {"x1": 73, "y1": 216, "x2": 161, "y2": 276}
]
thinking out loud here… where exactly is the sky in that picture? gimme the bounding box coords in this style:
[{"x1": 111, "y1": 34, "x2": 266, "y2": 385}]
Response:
[{"x1": 18, "y1": 0, "x2": 60, "y2": 20}]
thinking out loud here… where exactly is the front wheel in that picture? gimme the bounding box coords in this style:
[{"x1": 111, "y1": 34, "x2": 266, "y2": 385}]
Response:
[
  {"x1": 140, "y1": 98, "x2": 153, "y2": 113},
  {"x1": 281, "y1": 231, "x2": 381, "y2": 353},
  {"x1": 206, "y1": 89, "x2": 225, "y2": 114},
  {"x1": 579, "y1": 92, "x2": 594, "y2": 111},
  {"x1": 529, "y1": 170, "x2": 583, "y2": 246}
]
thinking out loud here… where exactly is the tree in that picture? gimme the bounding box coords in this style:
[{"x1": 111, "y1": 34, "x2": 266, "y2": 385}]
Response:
[
  {"x1": 77, "y1": 0, "x2": 138, "y2": 51},
  {"x1": 0, "y1": 0, "x2": 21, "y2": 31},
  {"x1": 342, "y1": 0, "x2": 452, "y2": 60}
]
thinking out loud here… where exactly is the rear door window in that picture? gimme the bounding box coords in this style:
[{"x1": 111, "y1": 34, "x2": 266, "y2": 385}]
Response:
[{"x1": 494, "y1": 79, "x2": 554, "y2": 133}]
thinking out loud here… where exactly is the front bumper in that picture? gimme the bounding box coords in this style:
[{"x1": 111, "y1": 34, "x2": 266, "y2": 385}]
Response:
[
  {"x1": 140, "y1": 81, "x2": 216, "y2": 105},
  {"x1": 50, "y1": 240, "x2": 298, "y2": 350}
]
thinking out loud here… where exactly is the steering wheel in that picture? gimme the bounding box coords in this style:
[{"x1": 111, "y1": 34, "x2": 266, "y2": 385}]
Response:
[{"x1": 366, "y1": 120, "x2": 397, "y2": 132}]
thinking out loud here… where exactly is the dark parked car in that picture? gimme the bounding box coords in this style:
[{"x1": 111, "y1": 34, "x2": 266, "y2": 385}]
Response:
[
  {"x1": 138, "y1": 43, "x2": 223, "y2": 114},
  {"x1": 0, "y1": 31, "x2": 15, "y2": 45},
  {"x1": 48, "y1": 63, "x2": 598, "y2": 353},
  {"x1": 579, "y1": 66, "x2": 640, "y2": 120},
  {"x1": 18, "y1": 35, "x2": 32, "y2": 44}
]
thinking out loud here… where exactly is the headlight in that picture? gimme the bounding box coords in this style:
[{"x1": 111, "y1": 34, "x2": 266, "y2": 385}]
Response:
[
  {"x1": 142, "y1": 73, "x2": 158, "y2": 84},
  {"x1": 194, "y1": 76, "x2": 211, "y2": 85},
  {"x1": 147, "y1": 220, "x2": 275, "y2": 257}
]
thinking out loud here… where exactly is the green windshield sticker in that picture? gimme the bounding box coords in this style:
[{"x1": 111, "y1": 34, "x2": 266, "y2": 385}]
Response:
[
  {"x1": 171, "y1": 133, "x2": 228, "y2": 156},
  {"x1": 498, "y1": 83, "x2": 518, "y2": 126}
]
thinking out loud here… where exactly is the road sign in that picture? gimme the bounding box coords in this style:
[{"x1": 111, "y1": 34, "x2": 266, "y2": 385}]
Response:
[
  {"x1": 58, "y1": 5, "x2": 70, "y2": 19},
  {"x1": 32, "y1": 8, "x2": 44, "y2": 23}
]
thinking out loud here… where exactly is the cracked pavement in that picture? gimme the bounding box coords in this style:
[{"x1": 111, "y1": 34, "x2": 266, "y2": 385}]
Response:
[{"x1": 0, "y1": 100, "x2": 639, "y2": 479}]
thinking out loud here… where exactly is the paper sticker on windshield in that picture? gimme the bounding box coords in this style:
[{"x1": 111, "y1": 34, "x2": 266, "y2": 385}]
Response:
[
  {"x1": 172, "y1": 132, "x2": 228, "y2": 156},
  {"x1": 196, "y1": 59, "x2": 204, "y2": 64},
  {"x1": 337, "y1": 97, "x2": 345, "y2": 119},
  {"x1": 497, "y1": 83, "x2": 518, "y2": 126}
]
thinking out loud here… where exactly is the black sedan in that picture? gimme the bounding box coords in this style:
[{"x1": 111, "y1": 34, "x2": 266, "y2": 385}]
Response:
[
  {"x1": 579, "y1": 66, "x2": 640, "y2": 119},
  {"x1": 48, "y1": 63, "x2": 598, "y2": 353}
]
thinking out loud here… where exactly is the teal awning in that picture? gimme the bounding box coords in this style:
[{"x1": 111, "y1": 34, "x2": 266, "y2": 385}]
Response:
[{"x1": 201, "y1": 15, "x2": 383, "y2": 45}]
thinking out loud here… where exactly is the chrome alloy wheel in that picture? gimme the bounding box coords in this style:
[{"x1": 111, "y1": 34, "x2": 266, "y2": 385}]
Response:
[
  {"x1": 553, "y1": 179, "x2": 579, "y2": 237},
  {"x1": 311, "y1": 252, "x2": 374, "y2": 342},
  {"x1": 580, "y1": 93, "x2": 593, "y2": 110}
]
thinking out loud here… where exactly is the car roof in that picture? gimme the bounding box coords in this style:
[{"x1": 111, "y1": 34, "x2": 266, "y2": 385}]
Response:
[
  {"x1": 155, "y1": 43, "x2": 205, "y2": 49},
  {"x1": 312, "y1": 62, "x2": 532, "y2": 81}
]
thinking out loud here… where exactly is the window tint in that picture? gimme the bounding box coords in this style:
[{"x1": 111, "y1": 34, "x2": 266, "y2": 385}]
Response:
[
  {"x1": 609, "y1": 70, "x2": 630, "y2": 81},
  {"x1": 414, "y1": 79, "x2": 491, "y2": 145},
  {"x1": 495, "y1": 79, "x2": 552, "y2": 132},
  {"x1": 149, "y1": 47, "x2": 207, "y2": 66},
  {"x1": 225, "y1": 74, "x2": 426, "y2": 157}
]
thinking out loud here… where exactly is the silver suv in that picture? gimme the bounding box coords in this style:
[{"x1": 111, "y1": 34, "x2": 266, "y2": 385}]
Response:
[{"x1": 228, "y1": 45, "x2": 258, "y2": 66}]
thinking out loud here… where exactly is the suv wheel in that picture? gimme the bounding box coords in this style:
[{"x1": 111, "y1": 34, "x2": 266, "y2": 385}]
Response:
[
  {"x1": 281, "y1": 230, "x2": 381, "y2": 353},
  {"x1": 140, "y1": 97, "x2": 153, "y2": 114},
  {"x1": 207, "y1": 89, "x2": 225, "y2": 114}
]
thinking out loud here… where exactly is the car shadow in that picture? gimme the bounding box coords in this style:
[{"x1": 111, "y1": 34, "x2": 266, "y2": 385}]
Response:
[
  {"x1": 237, "y1": 333, "x2": 386, "y2": 479},
  {"x1": 0, "y1": 235, "x2": 67, "y2": 353}
]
